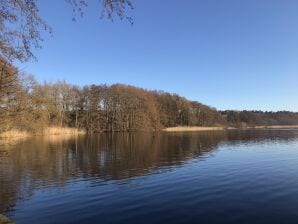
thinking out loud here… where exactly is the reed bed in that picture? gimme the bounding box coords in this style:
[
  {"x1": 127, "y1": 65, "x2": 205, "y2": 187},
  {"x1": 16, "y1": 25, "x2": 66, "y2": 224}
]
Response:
[
  {"x1": 41, "y1": 127, "x2": 86, "y2": 136},
  {"x1": 163, "y1": 126, "x2": 225, "y2": 132},
  {"x1": 0, "y1": 130, "x2": 31, "y2": 139},
  {"x1": 0, "y1": 127, "x2": 86, "y2": 143}
]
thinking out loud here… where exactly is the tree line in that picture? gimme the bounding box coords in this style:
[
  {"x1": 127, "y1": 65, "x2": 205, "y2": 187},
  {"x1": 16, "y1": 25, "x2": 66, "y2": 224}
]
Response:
[
  {"x1": 221, "y1": 110, "x2": 298, "y2": 127},
  {"x1": 1, "y1": 60, "x2": 298, "y2": 133}
]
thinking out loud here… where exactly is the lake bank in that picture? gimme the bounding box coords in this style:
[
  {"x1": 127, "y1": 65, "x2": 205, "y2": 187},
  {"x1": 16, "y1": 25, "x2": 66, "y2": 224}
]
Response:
[
  {"x1": 1, "y1": 125, "x2": 298, "y2": 142},
  {"x1": 0, "y1": 127, "x2": 86, "y2": 143},
  {"x1": 250, "y1": 125, "x2": 298, "y2": 129},
  {"x1": 163, "y1": 125, "x2": 298, "y2": 132},
  {"x1": 163, "y1": 126, "x2": 225, "y2": 132}
]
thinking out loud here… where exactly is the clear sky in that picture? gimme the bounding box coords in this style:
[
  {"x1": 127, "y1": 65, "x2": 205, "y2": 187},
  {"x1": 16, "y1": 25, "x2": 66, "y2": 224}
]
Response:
[{"x1": 20, "y1": 0, "x2": 298, "y2": 111}]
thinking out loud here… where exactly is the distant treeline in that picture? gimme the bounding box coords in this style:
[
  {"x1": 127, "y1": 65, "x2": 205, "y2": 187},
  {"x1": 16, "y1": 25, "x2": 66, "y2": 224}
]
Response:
[
  {"x1": 1, "y1": 59, "x2": 298, "y2": 133},
  {"x1": 221, "y1": 110, "x2": 298, "y2": 127}
]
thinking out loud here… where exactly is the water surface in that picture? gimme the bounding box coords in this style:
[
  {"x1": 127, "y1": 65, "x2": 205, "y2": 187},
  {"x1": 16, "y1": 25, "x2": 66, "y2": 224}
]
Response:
[{"x1": 1, "y1": 130, "x2": 298, "y2": 224}]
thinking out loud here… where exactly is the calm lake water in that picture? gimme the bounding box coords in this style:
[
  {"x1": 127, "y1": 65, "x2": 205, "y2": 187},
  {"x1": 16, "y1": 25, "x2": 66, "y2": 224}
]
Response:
[{"x1": 1, "y1": 130, "x2": 298, "y2": 224}]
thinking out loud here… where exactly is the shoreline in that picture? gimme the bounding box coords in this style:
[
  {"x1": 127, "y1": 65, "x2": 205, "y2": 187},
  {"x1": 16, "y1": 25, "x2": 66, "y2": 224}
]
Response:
[
  {"x1": 0, "y1": 127, "x2": 86, "y2": 140},
  {"x1": 1, "y1": 125, "x2": 298, "y2": 140},
  {"x1": 163, "y1": 127, "x2": 225, "y2": 132},
  {"x1": 163, "y1": 125, "x2": 298, "y2": 132}
]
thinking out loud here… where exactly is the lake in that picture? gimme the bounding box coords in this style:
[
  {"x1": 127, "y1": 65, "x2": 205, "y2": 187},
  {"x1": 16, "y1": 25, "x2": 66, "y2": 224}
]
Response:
[{"x1": 1, "y1": 130, "x2": 298, "y2": 224}]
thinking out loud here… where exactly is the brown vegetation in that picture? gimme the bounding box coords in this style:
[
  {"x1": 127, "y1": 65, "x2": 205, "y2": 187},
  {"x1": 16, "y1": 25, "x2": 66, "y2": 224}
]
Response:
[
  {"x1": 0, "y1": 130, "x2": 31, "y2": 139},
  {"x1": 1, "y1": 57, "x2": 298, "y2": 136},
  {"x1": 0, "y1": 128, "x2": 85, "y2": 146},
  {"x1": 41, "y1": 127, "x2": 86, "y2": 136},
  {"x1": 164, "y1": 126, "x2": 225, "y2": 132},
  {"x1": 1, "y1": 57, "x2": 226, "y2": 135},
  {"x1": 222, "y1": 110, "x2": 298, "y2": 127}
]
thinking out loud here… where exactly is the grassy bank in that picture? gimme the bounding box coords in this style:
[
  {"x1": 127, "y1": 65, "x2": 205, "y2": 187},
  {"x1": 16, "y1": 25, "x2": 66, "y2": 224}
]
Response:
[{"x1": 0, "y1": 127, "x2": 86, "y2": 140}]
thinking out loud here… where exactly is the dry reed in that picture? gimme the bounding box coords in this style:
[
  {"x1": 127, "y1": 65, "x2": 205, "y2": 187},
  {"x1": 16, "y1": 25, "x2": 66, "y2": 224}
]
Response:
[
  {"x1": 0, "y1": 130, "x2": 31, "y2": 139},
  {"x1": 41, "y1": 127, "x2": 86, "y2": 136},
  {"x1": 163, "y1": 126, "x2": 225, "y2": 132}
]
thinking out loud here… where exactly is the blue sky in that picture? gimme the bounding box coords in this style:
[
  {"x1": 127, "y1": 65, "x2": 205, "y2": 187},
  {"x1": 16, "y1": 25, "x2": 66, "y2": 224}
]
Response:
[{"x1": 20, "y1": 0, "x2": 298, "y2": 111}]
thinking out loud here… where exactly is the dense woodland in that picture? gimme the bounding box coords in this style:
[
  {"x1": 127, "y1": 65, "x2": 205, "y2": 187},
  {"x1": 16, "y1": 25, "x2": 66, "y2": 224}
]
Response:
[{"x1": 1, "y1": 59, "x2": 298, "y2": 134}]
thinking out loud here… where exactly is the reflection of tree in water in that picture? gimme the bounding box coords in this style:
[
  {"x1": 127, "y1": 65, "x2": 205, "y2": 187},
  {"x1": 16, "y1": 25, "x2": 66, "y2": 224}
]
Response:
[
  {"x1": 72, "y1": 132, "x2": 225, "y2": 180},
  {"x1": 0, "y1": 130, "x2": 298, "y2": 213}
]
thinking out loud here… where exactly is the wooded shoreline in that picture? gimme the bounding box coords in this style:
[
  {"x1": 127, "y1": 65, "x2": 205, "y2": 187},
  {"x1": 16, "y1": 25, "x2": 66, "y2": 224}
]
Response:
[
  {"x1": 2, "y1": 59, "x2": 298, "y2": 136},
  {"x1": 164, "y1": 125, "x2": 298, "y2": 132}
]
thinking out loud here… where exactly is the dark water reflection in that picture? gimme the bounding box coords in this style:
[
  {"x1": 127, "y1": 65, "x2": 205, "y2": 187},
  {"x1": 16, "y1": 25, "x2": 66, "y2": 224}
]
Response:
[{"x1": 1, "y1": 130, "x2": 298, "y2": 223}]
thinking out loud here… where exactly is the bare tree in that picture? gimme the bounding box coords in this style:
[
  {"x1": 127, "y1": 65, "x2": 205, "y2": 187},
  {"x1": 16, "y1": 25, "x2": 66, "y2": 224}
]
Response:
[
  {"x1": 0, "y1": 0, "x2": 133, "y2": 62},
  {"x1": 0, "y1": 0, "x2": 50, "y2": 62}
]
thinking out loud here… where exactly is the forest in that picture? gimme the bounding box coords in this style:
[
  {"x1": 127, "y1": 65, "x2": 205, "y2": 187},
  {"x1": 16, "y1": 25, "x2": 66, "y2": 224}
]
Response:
[
  {"x1": 222, "y1": 110, "x2": 298, "y2": 127},
  {"x1": 1, "y1": 58, "x2": 298, "y2": 134}
]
